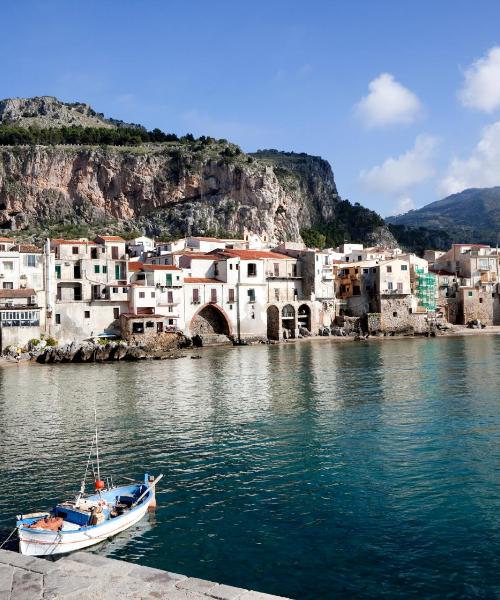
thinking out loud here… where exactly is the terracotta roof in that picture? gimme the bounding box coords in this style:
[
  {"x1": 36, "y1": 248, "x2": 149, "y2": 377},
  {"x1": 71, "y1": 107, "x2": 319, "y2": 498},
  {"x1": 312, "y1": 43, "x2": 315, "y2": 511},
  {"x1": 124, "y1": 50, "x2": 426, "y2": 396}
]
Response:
[
  {"x1": 95, "y1": 235, "x2": 125, "y2": 242},
  {"x1": 51, "y1": 239, "x2": 96, "y2": 245},
  {"x1": 0, "y1": 237, "x2": 14, "y2": 242},
  {"x1": 213, "y1": 249, "x2": 291, "y2": 260},
  {"x1": 143, "y1": 264, "x2": 181, "y2": 271},
  {"x1": 184, "y1": 277, "x2": 221, "y2": 284},
  {"x1": 18, "y1": 245, "x2": 42, "y2": 253},
  {"x1": 127, "y1": 262, "x2": 144, "y2": 272},
  {"x1": 0, "y1": 288, "x2": 35, "y2": 298},
  {"x1": 189, "y1": 236, "x2": 226, "y2": 242}
]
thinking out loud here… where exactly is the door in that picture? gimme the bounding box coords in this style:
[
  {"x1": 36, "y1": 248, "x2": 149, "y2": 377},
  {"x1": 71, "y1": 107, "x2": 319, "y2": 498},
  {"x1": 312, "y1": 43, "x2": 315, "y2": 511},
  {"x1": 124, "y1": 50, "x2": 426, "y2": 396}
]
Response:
[{"x1": 157, "y1": 322, "x2": 163, "y2": 333}]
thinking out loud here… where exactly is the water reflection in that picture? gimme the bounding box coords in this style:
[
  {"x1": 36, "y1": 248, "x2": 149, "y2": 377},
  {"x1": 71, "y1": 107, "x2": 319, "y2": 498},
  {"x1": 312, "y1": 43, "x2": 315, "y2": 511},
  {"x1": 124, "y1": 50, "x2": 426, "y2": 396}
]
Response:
[{"x1": 0, "y1": 337, "x2": 499, "y2": 599}]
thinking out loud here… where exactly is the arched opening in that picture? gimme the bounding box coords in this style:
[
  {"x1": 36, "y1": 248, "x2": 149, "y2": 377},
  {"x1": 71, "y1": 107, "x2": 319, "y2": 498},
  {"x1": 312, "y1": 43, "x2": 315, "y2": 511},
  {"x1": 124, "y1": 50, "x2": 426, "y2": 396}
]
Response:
[
  {"x1": 266, "y1": 305, "x2": 280, "y2": 340},
  {"x1": 281, "y1": 304, "x2": 296, "y2": 338},
  {"x1": 298, "y1": 304, "x2": 311, "y2": 332},
  {"x1": 190, "y1": 305, "x2": 231, "y2": 337}
]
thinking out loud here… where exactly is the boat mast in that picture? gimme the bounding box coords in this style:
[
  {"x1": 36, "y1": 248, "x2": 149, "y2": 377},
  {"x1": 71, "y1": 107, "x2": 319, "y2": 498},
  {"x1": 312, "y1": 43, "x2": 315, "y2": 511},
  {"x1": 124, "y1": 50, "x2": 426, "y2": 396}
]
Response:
[{"x1": 94, "y1": 398, "x2": 100, "y2": 483}]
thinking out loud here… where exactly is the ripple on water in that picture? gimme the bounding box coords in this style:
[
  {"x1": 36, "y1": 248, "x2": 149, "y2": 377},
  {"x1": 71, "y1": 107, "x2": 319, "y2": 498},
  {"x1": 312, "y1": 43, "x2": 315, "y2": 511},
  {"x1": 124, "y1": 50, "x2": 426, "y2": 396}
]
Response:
[{"x1": 0, "y1": 337, "x2": 500, "y2": 599}]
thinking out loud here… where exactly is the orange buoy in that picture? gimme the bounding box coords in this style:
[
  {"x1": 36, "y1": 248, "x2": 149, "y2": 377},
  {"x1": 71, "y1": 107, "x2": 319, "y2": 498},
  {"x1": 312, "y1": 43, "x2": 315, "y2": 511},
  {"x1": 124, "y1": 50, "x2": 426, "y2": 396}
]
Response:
[{"x1": 94, "y1": 479, "x2": 105, "y2": 491}]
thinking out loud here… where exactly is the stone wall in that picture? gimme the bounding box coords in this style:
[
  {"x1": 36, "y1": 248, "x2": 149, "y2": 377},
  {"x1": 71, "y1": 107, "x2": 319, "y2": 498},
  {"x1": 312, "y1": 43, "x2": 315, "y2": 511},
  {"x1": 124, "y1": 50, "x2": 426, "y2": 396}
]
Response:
[{"x1": 461, "y1": 290, "x2": 494, "y2": 325}]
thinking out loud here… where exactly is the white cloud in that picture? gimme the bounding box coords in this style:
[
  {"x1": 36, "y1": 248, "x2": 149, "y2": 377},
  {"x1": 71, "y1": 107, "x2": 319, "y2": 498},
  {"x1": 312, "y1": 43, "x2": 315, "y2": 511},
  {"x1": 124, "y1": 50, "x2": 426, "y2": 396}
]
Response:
[
  {"x1": 459, "y1": 47, "x2": 500, "y2": 113},
  {"x1": 439, "y1": 121, "x2": 500, "y2": 196},
  {"x1": 356, "y1": 73, "x2": 422, "y2": 128},
  {"x1": 392, "y1": 196, "x2": 415, "y2": 215},
  {"x1": 360, "y1": 134, "x2": 439, "y2": 196}
]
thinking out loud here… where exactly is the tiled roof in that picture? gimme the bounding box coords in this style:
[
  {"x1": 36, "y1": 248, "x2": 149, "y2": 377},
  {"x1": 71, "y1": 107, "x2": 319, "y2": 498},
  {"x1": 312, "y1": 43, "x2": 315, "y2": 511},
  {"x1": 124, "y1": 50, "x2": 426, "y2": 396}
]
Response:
[
  {"x1": 213, "y1": 249, "x2": 291, "y2": 260},
  {"x1": 18, "y1": 245, "x2": 43, "y2": 253},
  {"x1": 430, "y1": 268, "x2": 455, "y2": 276},
  {"x1": 96, "y1": 235, "x2": 126, "y2": 242},
  {"x1": 0, "y1": 288, "x2": 35, "y2": 298},
  {"x1": 143, "y1": 264, "x2": 181, "y2": 271},
  {"x1": 127, "y1": 262, "x2": 144, "y2": 271},
  {"x1": 0, "y1": 237, "x2": 14, "y2": 242},
  {"x1": 51, "y1": 239, "x2": 96, "y2": 245},
  {"x1": 184, "y1": 277, "x2": 221, "y2": 284}
]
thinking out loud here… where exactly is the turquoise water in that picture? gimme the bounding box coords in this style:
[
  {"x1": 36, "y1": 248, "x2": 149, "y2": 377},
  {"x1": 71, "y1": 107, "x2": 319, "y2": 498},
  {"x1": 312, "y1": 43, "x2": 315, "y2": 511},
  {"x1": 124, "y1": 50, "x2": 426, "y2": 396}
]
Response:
[{"x1": 0, "y1": 336, "x2": 499, "y2": 599}]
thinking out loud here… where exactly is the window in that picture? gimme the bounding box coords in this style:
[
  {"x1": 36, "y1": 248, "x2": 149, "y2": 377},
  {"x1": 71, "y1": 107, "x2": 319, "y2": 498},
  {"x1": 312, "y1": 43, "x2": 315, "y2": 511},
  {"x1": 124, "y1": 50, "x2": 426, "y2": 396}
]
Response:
[
  {"x1": 122, "y1": 287, "x2": 128, "y2": 293},
  {"x1": 229, "y1": 264, "x2": 233, "y2": 270},
  {"x1": 74, "y1": 287, "x2": 82, "y2": 301},
  {"x1": 401, "y1": 264, "x2": 408, "y2": 271},
  {"x1": 24, "y1": 255, "x2": 36, "y2": 267},
  {"x1": 112, "y1": 287, "x2": 118, "y2": 294},
  {"x1": 274, "y1": 288, "x2": 280, "y2": 301},
  {"x1": 74, "y1": 265, "x2": 81, "y2": 279},
  {"x1": 94, "y1": 265, "x2": 100, "y2": 274},
  {"x1": 166, "y1": 274, "x2": 172, "y2": 286},
  {"x1": 358, "y1": 255, "x2": 362, "y2": 261},
  {"x1": 102, "y1": 266, "x2": 107, "y2": 274},
  {"x1": 387, "y1": 266, "x2": 392, "y2": 273},
  {"x1": 115, "y1": 264, "x2": 121, "y2": 280},
  {"x1": 55, "y1": 314, "x2": 61, "y2": 324},
  {"x1": 111, "y1": 246, "x2": 119, "y2": 260},
  {"x1": 3, "y1": 282, "x2": 13, "y2": 289},
  {"x1": 151, "y1": 292, "x2": 155, "y2": 298},
  {"x1": 393, "y1": 311, "x2": 398, "y2": 317},
  {"x1": 274, "y1": 263, "x2": 280, "y2": 277},
  {"x1": 55, "y1": 265, "x2": 61, "y2": 279},
  {"x1": 363, "y1": 268, "x2": 369, "y2": 274},
  {"x1": 353, "y1": 285, "x2": 360, "y2": 295},
  {"x1": 388, "y1": 282, "x2": 393, "y2": 290},
  {"x1": 228, "y1": 288, "x2": 235, "y2": 303},
  {"x1": 167, "y1": 291, "x2": 173, "y2": 303},
  {"x1": 193, "y1": 288, "x2": 199, "y2": 303},
  {"x1": 146, "y1": 321, "x2": 154, "y2": 328},
  {"x1": 468, "y1": 291, "x2": 473, "y2": 297},
  {"x1": 91, "y1": 248, "x2": 98, "y2": 259},
  {"x1": 292, "y1": 264, "x2": 298, "y2": 277},
  {"x1": 132, "y1": 322, "x2": 144, "y2": 334},
  {"x1": 168, "y1": 306, "x2": 173, "y2": 312},
  {"x1": 248, "y1": 288, "x2": 256, "y2": 303},
  {"x1": 157, "y1": 322, "x2": 164, "y2": 333},
  {"x1": 397, "y1": 282, "x2": 403, "y2": 292},
  {"x1": 214, "y1": 263, "x2": 219, "y2": 277},
  {"x1": 3, "y1": 261, "x2": 13, "y2": 271},
  {"x1": 168, "y1": 319, "x2": 174, "y2": 326},
  {"x1": 479, "y1": 297, "x2": 483, "y2": 304},
  {"x1": 84, "y1": 310, "x2": 90, "y2": 319},
  {"x1": 72, "y1": 246, "x2": 79, "y2": 255},
  {"x1": 211, "y1": 288, "x2": 217, "y2": 303},
  {"x1": 113, "y1": 307, "x2": 120, "y2": 319},
  {"x1": 139, "y1": 291, "x2": 145, "y2": 299},
  {"x1": 247, "y1": 263, "x2": 257, "y2": 277}
]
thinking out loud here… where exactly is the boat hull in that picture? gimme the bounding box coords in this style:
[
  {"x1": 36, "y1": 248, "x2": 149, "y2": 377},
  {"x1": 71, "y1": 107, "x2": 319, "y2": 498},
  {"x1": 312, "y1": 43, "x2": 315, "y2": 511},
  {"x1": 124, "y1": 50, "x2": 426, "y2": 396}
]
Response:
[{"x1": 18, "y1": 486, "x2": 153, "y2": 556}]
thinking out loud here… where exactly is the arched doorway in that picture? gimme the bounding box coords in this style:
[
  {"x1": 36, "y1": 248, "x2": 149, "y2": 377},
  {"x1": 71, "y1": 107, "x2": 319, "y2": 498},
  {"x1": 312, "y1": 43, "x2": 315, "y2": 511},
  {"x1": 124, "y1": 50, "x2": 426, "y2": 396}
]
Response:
[
  {"x1": 281, "y1": 304, "x2": 296, "y2": 338},
  {"x1": 266, "y1": 305, "x2": 280, "y2": 340},
  {"x1": 190, "y1": 305, "x2": 231, "y2": 337},
  {"x1": 298, "y1": 304, "x2": 311, "y2": 332}
]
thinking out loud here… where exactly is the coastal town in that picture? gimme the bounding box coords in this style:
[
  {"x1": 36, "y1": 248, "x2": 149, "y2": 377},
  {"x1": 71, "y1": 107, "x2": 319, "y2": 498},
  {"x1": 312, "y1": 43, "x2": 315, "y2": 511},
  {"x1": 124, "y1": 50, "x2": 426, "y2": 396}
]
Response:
[{"x1": 0, "y1": 232, "x2": 499, "y2": 354}]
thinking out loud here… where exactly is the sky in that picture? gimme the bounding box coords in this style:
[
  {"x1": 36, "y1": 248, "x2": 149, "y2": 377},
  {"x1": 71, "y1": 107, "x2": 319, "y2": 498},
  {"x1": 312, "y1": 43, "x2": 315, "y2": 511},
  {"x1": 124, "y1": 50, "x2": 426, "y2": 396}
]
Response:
[{"x1": 2, "y1": 0, "x2": 500, "y2": 216}]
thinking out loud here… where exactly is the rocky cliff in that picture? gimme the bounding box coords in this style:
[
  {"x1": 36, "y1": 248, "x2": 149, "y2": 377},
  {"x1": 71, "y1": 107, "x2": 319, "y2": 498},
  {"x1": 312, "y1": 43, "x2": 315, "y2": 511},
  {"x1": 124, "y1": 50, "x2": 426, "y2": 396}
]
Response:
[{"x1": 0, "y1": 97, "x2": 396, "y2": 246}]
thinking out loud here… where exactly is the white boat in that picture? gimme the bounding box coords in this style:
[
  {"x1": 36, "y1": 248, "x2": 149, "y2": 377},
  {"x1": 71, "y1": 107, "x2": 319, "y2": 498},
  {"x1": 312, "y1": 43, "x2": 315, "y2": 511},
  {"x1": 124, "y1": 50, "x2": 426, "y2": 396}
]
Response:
[{"x1": 15, "y1": 401, "x2": 163, "y2": 556}]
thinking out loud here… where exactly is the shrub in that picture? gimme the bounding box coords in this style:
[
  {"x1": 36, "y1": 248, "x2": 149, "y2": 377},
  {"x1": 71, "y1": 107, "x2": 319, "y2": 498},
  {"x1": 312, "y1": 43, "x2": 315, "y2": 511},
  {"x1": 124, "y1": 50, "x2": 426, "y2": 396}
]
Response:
[
  {"x1": 45, "y1": 337, "x2": 58, "y2": 347},
  {"x1": 29, "y1": 338, "x2": 40, "y2": 346}
]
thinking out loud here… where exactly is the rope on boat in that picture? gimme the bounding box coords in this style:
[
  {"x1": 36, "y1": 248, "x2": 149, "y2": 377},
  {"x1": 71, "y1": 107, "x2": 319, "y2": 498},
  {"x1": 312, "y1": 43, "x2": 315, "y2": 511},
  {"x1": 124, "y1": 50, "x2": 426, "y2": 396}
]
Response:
[{"x1": 0, "y1": 526, "x2": 17, "y2": 549}]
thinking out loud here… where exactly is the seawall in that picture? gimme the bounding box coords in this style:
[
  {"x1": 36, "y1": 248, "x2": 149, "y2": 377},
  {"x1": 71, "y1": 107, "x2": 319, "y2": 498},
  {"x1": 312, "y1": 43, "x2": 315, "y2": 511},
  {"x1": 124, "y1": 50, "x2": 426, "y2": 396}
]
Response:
[{"x1": 0, "y1": 548, "x2": 290, "y2": 599}]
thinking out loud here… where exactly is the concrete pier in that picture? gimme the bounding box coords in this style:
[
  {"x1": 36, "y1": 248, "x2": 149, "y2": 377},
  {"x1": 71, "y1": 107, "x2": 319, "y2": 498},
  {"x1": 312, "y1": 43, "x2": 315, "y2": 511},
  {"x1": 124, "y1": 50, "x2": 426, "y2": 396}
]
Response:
[{"x1": 0, "y1": 549, "x2": 291, "y2": 600}]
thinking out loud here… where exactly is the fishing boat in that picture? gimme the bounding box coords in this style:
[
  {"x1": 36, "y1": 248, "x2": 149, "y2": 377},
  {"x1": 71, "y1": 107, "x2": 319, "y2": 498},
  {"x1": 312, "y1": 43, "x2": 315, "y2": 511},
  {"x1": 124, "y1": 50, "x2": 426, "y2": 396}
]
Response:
[{"x1": 15, "y1": 402, "x2": 163, "y2": 556}]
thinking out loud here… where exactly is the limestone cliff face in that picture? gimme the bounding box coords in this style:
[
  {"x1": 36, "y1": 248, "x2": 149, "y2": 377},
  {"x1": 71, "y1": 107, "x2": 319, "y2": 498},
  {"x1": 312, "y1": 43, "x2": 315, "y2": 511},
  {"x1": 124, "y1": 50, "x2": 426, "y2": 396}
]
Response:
[{"x1": 0, "y1": 144, "x2": 345, "y2": 242}]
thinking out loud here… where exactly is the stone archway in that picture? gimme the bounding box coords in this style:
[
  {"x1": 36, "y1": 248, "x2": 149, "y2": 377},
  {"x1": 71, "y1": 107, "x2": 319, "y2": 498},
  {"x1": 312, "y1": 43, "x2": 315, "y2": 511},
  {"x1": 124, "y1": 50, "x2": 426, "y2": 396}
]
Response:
[
  {"x1": 266, "y1": 305, "x2": 280, "y2": 340},
  {"x1": 190, "y1": 304, "x2": 231, "y2": 337},
  {"x1": 298, "y1": 304, "x2": 311, "y2": 332},
  {"x1": 281, "y1": 304, "x2": 296, "y2": 338}
]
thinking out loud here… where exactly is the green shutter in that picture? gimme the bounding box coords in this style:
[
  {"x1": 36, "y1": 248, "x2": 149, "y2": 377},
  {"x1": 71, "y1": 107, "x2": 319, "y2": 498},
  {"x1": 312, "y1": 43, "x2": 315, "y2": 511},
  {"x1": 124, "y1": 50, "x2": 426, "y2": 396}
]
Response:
[
  {"x1": 166, "y1": 274, "x2": 172, "y2": 286},
  {"x1": 115, "y1": 264, "x2": 120, "y2": 280},
  {"x1": 55, "y1": 265, "x2": 61, "y2": 279},
  {"x1": 94, "y1": 265, "x2": 100, "y2": 274},
  {"x1": 102, "y1": 266, "x2": 107, "y2": 274}
]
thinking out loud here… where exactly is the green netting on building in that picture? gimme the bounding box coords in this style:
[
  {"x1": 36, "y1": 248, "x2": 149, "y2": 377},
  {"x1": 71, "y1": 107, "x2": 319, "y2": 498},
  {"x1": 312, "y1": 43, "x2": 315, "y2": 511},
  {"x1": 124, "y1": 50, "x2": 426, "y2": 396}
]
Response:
[{"x1": 415, "y1": 267, "x2": 437, "y2": 311}]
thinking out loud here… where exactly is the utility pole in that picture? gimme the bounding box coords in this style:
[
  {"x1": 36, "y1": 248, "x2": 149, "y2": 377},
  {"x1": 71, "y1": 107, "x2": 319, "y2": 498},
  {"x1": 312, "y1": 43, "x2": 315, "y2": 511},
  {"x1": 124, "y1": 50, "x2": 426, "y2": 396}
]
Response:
[{"x1": 236, "y1": 258, "x2": 241, "y2": 343}]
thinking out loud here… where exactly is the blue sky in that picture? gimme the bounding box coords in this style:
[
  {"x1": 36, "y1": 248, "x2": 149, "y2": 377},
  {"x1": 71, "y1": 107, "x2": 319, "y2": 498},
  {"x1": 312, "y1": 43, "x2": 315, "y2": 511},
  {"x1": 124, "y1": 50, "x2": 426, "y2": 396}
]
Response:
[{"x1": 2, "y1": 0, "x2": 500, "y2": 216}]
